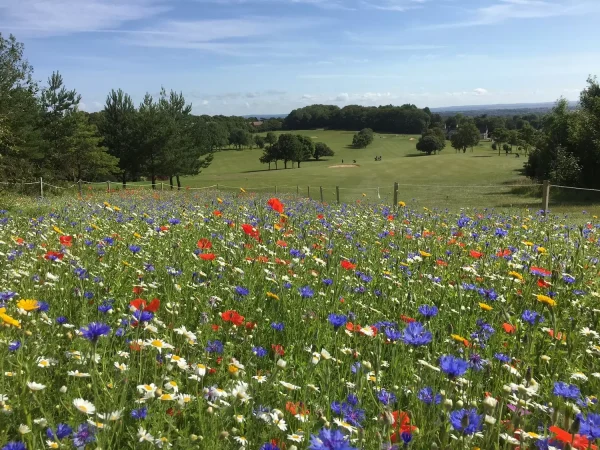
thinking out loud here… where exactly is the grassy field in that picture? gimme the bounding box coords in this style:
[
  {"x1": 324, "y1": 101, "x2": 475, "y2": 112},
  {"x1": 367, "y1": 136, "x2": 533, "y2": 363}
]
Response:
[{"x1": 184, "y1": 130, "x2": 545, "y2": 209}]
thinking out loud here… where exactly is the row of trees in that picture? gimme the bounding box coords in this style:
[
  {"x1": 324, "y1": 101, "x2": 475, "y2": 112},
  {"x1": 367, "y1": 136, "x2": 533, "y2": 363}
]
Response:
[
  {"x1": 259, "y1": 133, "x2": 334, "y2": 169},
  {"x1": 524, "y1": 77, "x2": 600, "y2": 188}
]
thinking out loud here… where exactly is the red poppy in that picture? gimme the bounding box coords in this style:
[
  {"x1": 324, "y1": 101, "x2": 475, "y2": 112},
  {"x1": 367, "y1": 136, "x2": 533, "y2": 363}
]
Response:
[
  {"x1": 537, "y1": 279, "x2": 551, "y2": 288},
  {"x1": 245, "y1": 321, "x2": 256, "y2": 330},
  {"x1": 390, "y1": 411, "x2": 418, "y2": 443},
  {"x1": 531, "y1": 266, "x2": 552, "y2": 277},
  {"x1": 129, "y1": 342, "x2": 142, "y2": 352},
  {"x1": 130, "y1": 298, "x2": 160, "y2": 313},
  {"x1": 387, "y1": 215, "x2": 394, "y2": 221},
  {"x1": 502, "y1": 323, "x2": 516, "y2": 334},
  {"x1": 15, "y1": 237, "x2": 24, "y2": 245},
  {"x1": 197, "y1": 238, "x2": 212, "y2": 249},
  {"x1": 400, "y1": 314, "x2": 416, "y2": 324},
  {"x1": 160, "y1": 226, "x2": 169, "y2": 232},
  {"x1": 317, "y1": 214, "x2": 324, "y2": 220},
  {"x1": 211, "y1": 324, "x2": 220, "y2": 331},
  {"x1": 44, "y1": 251, "x2": 64, "y2": 261},
  {"x1": 256, "y1": 255, "x2": 269, "y2": 263},
  {"x1": 341, "y1": 260, "x2": 357, "y2": 270},
  {"x1": 133, "y1": 286, "x2": 144, "y2": 295},
  {"x1": 496, "y1": 248, "x2": 511, "y2": 257},
  {"x1": 276, "y1": 240, "x2": 288, "y2": 247},
  {"x1": 213, "y1": 210, "x2": 222, "y2": 217},
  {"x1": 241, "y1": 224, "x2": 260, "y2": 240},
  {"x1": 272, "y1": 344, "x2": 285, "y2": 356},
  {"x1": 549, "y1": 426, "x2": 598, "y2": 450},
  {"x1": 59, "y1": 235, "x2": 73, "y2": 247},
  {"x1": 200, "y1": 253, "x2": 216, "y2": 261},
  {"x1": 221, "y1": 310, "x2": 245, "y2": 326},
  {"x1": 267, "y1": 198, "x2": 284, "y2": 214},
  {"x1": 346, "y1": 322, "x2": 361, "y2": 333},
  {"x1": 470, "y1": 250, "x2": 484, "y2": 259}
]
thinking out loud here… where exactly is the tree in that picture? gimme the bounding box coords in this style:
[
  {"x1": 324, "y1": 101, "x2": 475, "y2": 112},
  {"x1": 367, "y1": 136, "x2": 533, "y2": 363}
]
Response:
[
  {"x1": 265, "y1": 132, "x2": 278, "y2": 147},
  {"x1": 65, "y1": 111, "x2": 119, "y2": 181},
  {"x1": 229, "y1": 128, "x2": 251, "y2": 149},
  {"x1": 314, "y1": 142, "x2": 334, "y2": 160},
  {"x1": 450, "y1": 123, "x2": 480, "y2": 153},
  {"x1": 295, "y1": 135, "x2": 314, "y2": 168},
  {"x1": 200, "y1": 121, "x2": 228, "y2": 152},
  {"x1": 0, "y1": 33, "x2": 40, "y2": 180},
  {"x1": 137, "y1": 93, "x2": 171, "y2": 188},
  {"x1": 100, "y1": 89, "x2": 139, "y2": 187},
  {"x1": 492, "y1": 127, "x2": 508, "y2": 156},
  {"x1": 519, "y1": 121, "x2": 536, "y2": 156},
  {"x1": 416, "y1": 127, "x2": 446, "y2": 155},
  {"x1": 277, "y1": 134, "x2": 301, "y2": 169},
  {"x1": 39, "y1": 72, "x2": 81, "y2": 177},
  {"x1": 352, "y1": 128, "x2": 374, "y2": 148},
  {"x1": 254, "y1": 135, "x2": 266, "y2": 149}
]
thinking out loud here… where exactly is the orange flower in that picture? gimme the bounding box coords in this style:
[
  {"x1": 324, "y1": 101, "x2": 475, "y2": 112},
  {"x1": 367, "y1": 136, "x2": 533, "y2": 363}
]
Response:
[
  {"x1": 470, "y1": 250, "x2": 484, "y2": 259},
  {"x1": 341, "y1": 260, "x2": 356, "y2": 270},
  {"x1": 221, "y1": 310, "x2": 245, "y2": 326},
  {"x1": 213, "y1": 210, "x2": 222, "y2": 217},
  {"x1": 267, "y1": 198, "x2": 284, "y2": 214},
  {"x1": 502, "y1": 323, "x2": 516, "y2": 334},
  {"x1": 197, "y1": 238, "x2": 212, "y2": 249},
  {"x1": 199, "y1": 253, "x2": 216, "y2": 261},
  {"x1": 59, "y1": 235, "x2": 73, "y2": 247},
  {"x1": 276, "y1": 240, "x2": 287, "y2": 247}
]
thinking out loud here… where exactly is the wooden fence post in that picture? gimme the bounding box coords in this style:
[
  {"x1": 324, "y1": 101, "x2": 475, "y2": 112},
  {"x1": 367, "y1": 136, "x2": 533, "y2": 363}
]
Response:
[
  {"x1": 393, "y1": 182, "x2": 398, "y2": 210},
  {"x1": 307, "y1": 186, "x2": 310, "y2": 199},
  {"x1": 107, "y1": 181, "x2": 111, "y2": 193},
  {"x1": 336, "y1": 186, "x2": 340, "y2": 204},
  {"x1": 542, "y1": 180, "x2": 550, "y2": 215},
  {"x1": 296, "y1": 185, "x2": 299, "y2": 195},
  {"x1": 40, "y1": 177, "x2": 43, "y2": 199},
  {"x1": 275, "y1": 185, "x2": 278, "y2": 195},
  {"x1": 320, "y1": 186, "x2": 324, "y2": 203},
  {"x1": 161, "y1": 182, "x2": 164, "y2": 191},
  {"x1": 78, "y1": 180, "x2": 82, "y2": 197}
]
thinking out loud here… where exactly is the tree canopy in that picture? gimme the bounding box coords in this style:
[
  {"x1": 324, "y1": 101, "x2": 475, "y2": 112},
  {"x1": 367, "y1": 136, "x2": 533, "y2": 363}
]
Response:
[{"x1": 352, "y1": 128, "x2": 374, "y2": 148}]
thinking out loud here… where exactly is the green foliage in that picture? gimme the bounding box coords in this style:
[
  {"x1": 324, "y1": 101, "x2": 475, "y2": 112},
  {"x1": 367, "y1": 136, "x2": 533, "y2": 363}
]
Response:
[
  {"x1": 229, "y1": 128, "x2": 252, "y2": 149},
  {"x1": 314, "y1": 142, "x2": 334, "y2": 160},
  {"x1": 352, "y1": 128, "x2": 374, "y2": 148},
  {"x1": 277, "y1": 133, "x2": 301, "y2": 169},
  {"x1": 450, "y1": 122, "x2": 480, "y2": 153},
  {"x1": 253, "y1": 135, "x2": 266, "y2": 149},
  {"x1": 416, "y1": 127, "x2": 446, "y2": 155},
  {"x1": 295, "y1": 135, "x2": 314, "y2": 167}
]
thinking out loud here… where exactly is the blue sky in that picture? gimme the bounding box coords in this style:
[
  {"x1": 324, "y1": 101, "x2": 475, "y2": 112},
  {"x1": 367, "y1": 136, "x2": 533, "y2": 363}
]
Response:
[{"x1": 2, "y1": 0, "x2": 600, "y2": 115}]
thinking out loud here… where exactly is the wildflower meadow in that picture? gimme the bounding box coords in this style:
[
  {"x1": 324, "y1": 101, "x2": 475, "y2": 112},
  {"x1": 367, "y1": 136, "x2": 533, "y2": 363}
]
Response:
[{"x1": 0, "y1": 191, "x2": 599, "y2": 450}]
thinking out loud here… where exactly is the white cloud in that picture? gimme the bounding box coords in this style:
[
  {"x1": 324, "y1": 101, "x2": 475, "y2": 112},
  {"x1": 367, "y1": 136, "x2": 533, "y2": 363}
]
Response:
[
  {"x1": 0, "y1": 0, "x2": 167, "y2": 36},
  {"x1": 361, "y1": 0, "x2": 430, "y2": 12},
  {"x1": 335, "y1": 93, "x2": 350, "y2": 102},
  {"x1": 473, "y1": 88, "x2": 488, "y2": 96}
]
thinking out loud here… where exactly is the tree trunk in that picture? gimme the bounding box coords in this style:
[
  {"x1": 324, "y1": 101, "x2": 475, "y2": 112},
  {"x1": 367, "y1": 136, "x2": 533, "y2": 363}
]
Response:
[
  {"x1": 176, "y1": 175, "x2": 181, "y2": 190},
  {"x1": 268, "y1": 162, "x2": 271, "y2": 170},
  {"x1": 122, "y1": 173, "x2": 127, "y2": 189},
  {"x1": 284, "y1": 160, "x2": 287, "y2": 169},
  {"x1": 297, "y1": 161, "x2": 301, "y2": 168},
  {"x1": 275, "y1": 160, "x2": 278, "y2": 170},
  {"x1": 151, "y1": 174, "x2": 156, "y2": 189},
  {"x1": 169, "y1": 175, "x2": 174, "y2": 190}
]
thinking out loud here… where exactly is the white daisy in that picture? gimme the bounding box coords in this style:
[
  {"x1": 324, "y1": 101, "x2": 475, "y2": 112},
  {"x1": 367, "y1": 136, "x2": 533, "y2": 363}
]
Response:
[
  {"x1": 27, "y1": 381, "x2": 46, "y2": 391},
  {"x1": 72, "y1": 398, "x2": 96, "y2": 415}
]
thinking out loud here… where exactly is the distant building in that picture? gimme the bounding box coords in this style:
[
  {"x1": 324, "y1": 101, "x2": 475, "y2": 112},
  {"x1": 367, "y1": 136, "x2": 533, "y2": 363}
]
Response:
[
  {"x1": 480, "y1": 127, "x2": 489, "y2": 140},
  {"x1": 251, "y1": 121, "x2": 264, "y2": 127}
]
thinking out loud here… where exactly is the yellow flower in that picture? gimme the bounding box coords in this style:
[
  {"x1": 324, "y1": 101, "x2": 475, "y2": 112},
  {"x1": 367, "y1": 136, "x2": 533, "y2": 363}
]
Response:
[
  {"x1": 90, "y1": 223, "x2": 99, "y2": 230},
  {"x1": 53, "y1": 226, "x2": 64, "y2": 234},
  {"x1": 103, "y1": 201, "x2": 111, "y2": 207},
  {"x1": 274, "y1": 223, "x2": 283, "y2": 231},
  {"x1": 479, "y1": 302, "x2": 493, "y2": 311},
  {"x1": 419, "y1": 250, "x2": 431, "y2": 257},
  {"x1": 451, "y1": 334, "x2": 468, "y2": 343},
  {"x1": 536, "y1": 294, "x2": 556, "y2": 307},
  {"x1": 133, "y1": 232, "x2": 142, "y2": 239},
  {"x1": 228, "y1": 364, "x2": 239, "y2": 374},
  {"x1": 113, "y1": 206, "x2": 121, "y2": 212},
  {"x1": 522, "y1": 241, "x2": 534, "y2": 247},
  {"x1": 362, "y1": 193, "x2": 366, "y2": 197},
  {"x1": 398, "y1": 201, "x2": 406, "y2": 207},
  {"x1": 266, "y1": 292, "x2": 280, "y2": 301},
  {"x1": 240, "y1": 188, "x2": 246, "y2": 193},
  {"x1": 122, "y1": 261, "x2": 131, "y2": 267},
  {"x1": 0, "y1": 312, "x2": 21, "y2": 328},
  {"x1": 508, "y1": 271, "x2": 523, "y2": 281},
  {"x1": 217, "y1": 197, "x2": 223, "y2": 203},
  {"x1": 537, "y1": 247, "x2": 547, "y2": 254},
  {"x1": 522, "y1": 225, "x2": 528, "y2": 230},
  {"x1": 17, "y1": 299, "x2": 39, "y2": 311}
]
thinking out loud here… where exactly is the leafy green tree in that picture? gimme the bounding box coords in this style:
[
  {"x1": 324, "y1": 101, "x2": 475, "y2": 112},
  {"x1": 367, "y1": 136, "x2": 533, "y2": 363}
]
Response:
[
  {"x1": 518, "y1": 122, "x2": 536, "y2": 155},
  {"x1": 65, "y1": 111, "x2": 119, "y2": 181},
  {"x1": 492, "y1": 127, "x2": 508, "y2": 156},
  {"x1": 416, "y1": 127, "x2": 446, "y2": 155},
  {"x1": 314, "y1": 142, "x2": 334, "y2": 160},
  {"x1": 259, "y1": 144, "x2": 279, "y2": 170},
  {"x1": 277, "y1": 133, "x2": 300, "y2": 169},
  {"x1": 229, "y1": 128, "x2": 251, "y2": 149},
  {"x1": 450, "y1": 123, "x2": 480, "y2": 153},
  {"x1": 137, "y1": 93, "x2": 171, "y2": 188},
  {"x1": 265, "y1": 132, "x2": 278, "y2": 148},
  {"x1": 100, "y1": 89, "x2": 139, "y2": 187},
  {"x1": 254, "y1": 135, "x2": 266, "y2": 149},
  {"x1": 295, "y1": 135, "x2": 314, "y2": 168},
  {"x1": 0, "y1": 33, "x2": 40, "y2": 180},
  {"x1": 352, "y1": 128, "x2": 374, "y2": 148}
]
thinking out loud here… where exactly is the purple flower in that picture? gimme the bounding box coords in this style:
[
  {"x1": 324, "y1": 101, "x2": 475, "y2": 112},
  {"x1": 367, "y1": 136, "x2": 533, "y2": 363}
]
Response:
[
  {"x1": 72, "y1": 423, "x2": 96, "y2": 447},
  {"x1": 468, "y1": 353, "x2": 487, "y2": 371},
  {"x1": 418, "y1": 305, "x2": 438, "y2": 318},
  {"x1": 449, "y1": 408, "x2": 484, "y2": 435},
  {"x1": 270, "y1": 322, "x2": 284, "y2": 331},
  {"x1": 80, "y1": 322, "x2": 111, "y2": 342},
  {"x1": 439, "y1": 355, "x2": 469, "y2": 378},
  {"x1": 494, "y1": 353, "x2": 511, "y2": 363},
  {"x1": 578, "y1": 412, "x2": 600, "y2": 439},
  {"x1": 377, "y1": 388, "x2": 397, "y2": 405},
  {"x1": 400, "y1": 322, "x2": 432, "y2": 346},
  {"x1": 235, "y1": 286, "x2": 249, "y2": 296},
  {"x1": 131, "y1": 407, "x2": 148, "y2": 420},
  {"x1": 260, "y1": 444, "x2": 280, "y2": 450},
  {"x1": 417, "y1": 387, "x2": 441, "y2": 405},
  {"x1": 205, "y1": 340, "x2": 224, "y2": 354},
  {"x1": 1, "y1": 442, "x2": 26, "y2": 450},
  {"x1": 252, "y1": 346, "x2": 267, "y2": 357},
  {"x1": 553, "y1": 381, "x2": 580, "y2": 400},
  {"x1": 129, "y1": 245, "x2": 141, "y2": 253},
  {"x1": 309, "y1": 428, "x2": 357, "y2": 450},
  {"x1": 385, "y1": 327, "x2": 402, "y2": 341},
  {"x1": 298, "y1": 286, "x2": 314, "y2": 298},
  {"x1": 8, "y1": 341, "x2": 21, "y2": 352},
  {"x1": 328, "y1": 314, "x2": 347, "y2": 329},
  {"x1": 522, "y1": 310, "x2": 544, "y2": 325}
]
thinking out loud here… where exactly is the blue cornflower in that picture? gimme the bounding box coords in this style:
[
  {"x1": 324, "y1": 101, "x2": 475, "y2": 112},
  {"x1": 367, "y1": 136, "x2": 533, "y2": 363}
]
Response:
[
  {"x1": 495, "y1": 228, "x2": 508, "y2": 237},
  {"x1": 377, "y1": 388, "x2": 397, "y2": 405},
  {"x1": 98, "y1": 301, "x2": 113, "y2": 313},
  {"x1": 468, "y1": 353, "x2": 487, "y2": 371},
  {"x1": 252, "y1": 346, "x2": 267, "y2": 357},
  {"x1": 283, "y1": 282, "x2": 292, "y2": 289},
  {"x1": 271, "y1": 322, "x2": 284, "y2": 331},
  {"x1": 46, "y1": 423, "x2": 72, "y2": 440},
  {"x1": 133, "y1": 310, "x2": 154, "y2": 322},
  {"x1": 80, "y1": 322, "x2": 111, "y2": 342},
  {"x1": 343, "y1": 406, "x2": 365, "y2": 426},
  {"x1": 235, "y1": 286, "x2": 249, "y2": 297},
  {"x1": 0, "y1": 291, "x2": 17, "y2": 302},
  {"x1": 103, "y1": 237, "x2": 114, "y2": 245},
  {"x1": 143, "y1": 263, "x2": 155, "y2": 272},
  {"x1": 205, "y1": 340, "x2": 224, "y2": 354},
  {"x1": 8, "y1": 341, "x2": 21, "y2": 352},
  {"x1": 129, "y1": 245, "x2": 141, "y2": 253},
  {"x1": 553, "y1": 381, "x2": 580, "y2": 400},
  {"x1": 418, "y1": 305, "x2": 438, "y2": 318},
  {"x1": 400, "y1": 322, "x2": 432, "y2": 346},
  {"x1": 323, "y1": 278, "x2": 333, "y2": 286},
  {"x1": 346, "y1": 393, "x2": 359, "y2": 405},
  {"x1": 385, "y1": 327, "x2": 402, "y2": 341},
  {"x1": 1, "y1": 442, "x2": 26, "y2": 450},
  {"x1": 417, "y1": 387, "x2": 442, "y2": 405},
  {"x1": 298, "y1": 286, "x2": 314, "y2": 298},
  {"x1": 522, "y1": 310, "x2": 544, "y2": 325},
  {"x1": 494, "y1": 353, "x2": 511, "y2": 363},
  {"x1": 83, "y1": 291, "x2": 94, "y2": 300},
  {"x1": 37, "y1": 301, "x2": 49, "y2": 312},
  {"x1": 578, "y1": 412, "x2": 600, "y2": 440},
  {"x1": 115, "y1": 328, "x2": 125, "y2": 337},
  {"x1": 168, "y1": 218, "x2": 180, "y2": 225},
  {"x1": 72, "y1": 423, "x2": 96, "y2": 447},
  {"x1": 309, "y1": 428, "x2": 357, "y2": 450},
  {"x1": 563, "y1": 274, "x2": 576, "y2": 284},
  {"x1": 131, "y1": 407, "x2": 148, "y2": 420},
  {"x1": 401, "y1": 432, "x2": 412, "y2": 445},
  {"x1": 328, "y1": 314, "x2": 347, "y2": 329},
  {"x1": 439, "y1": 355, "x2": 469, "y2": 378},
  {"x1": 449, "y1": 408, "x2": 484, "y2": 435},
  {"x1": 260, "y1": 444, "x2": 280, "y2": 450},
  {"x1": 56, "y1": 316, "x2": 68, "y2": 325}
]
